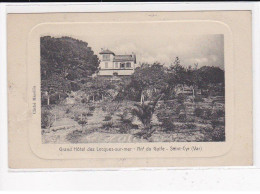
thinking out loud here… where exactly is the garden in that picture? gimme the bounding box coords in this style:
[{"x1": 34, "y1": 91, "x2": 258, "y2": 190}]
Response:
[{"x1": 40, "y1": 36, "x2": 225, "y2": 144}]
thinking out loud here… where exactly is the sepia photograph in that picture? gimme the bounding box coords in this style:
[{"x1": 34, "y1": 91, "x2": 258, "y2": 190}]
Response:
[
  {"x1": 7, "y1": 10, "x2": 253, "y2": 168},
  {"x1": 40, "y1": 33, "x2": 225, "y2": 144}
]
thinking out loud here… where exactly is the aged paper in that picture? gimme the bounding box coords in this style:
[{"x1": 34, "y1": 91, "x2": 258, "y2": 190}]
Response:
[{"x1": 8, "y1": 11, "x2": 252, "y2": 168}]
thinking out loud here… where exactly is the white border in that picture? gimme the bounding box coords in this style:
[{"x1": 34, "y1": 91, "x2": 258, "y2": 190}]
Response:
[{"x1": 1, "y1": 2, "x2": 260, "y2": 190}]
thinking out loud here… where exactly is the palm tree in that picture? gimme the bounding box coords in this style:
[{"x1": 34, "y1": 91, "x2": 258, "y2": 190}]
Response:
[{"x1": 132, "y1": 94, "x2": 163, "y2": 139}]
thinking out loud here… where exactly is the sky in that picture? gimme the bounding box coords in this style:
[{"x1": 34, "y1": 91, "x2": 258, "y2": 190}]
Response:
[
  {"x1": 108, "y1": 34, "x2": 224, "y2": 70},
  {"x1": 51, "y1": 23, "x2": 224, "y2": 70}
]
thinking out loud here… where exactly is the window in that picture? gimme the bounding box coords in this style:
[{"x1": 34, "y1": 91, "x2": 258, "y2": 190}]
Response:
[
  {"x1": 105, "y1": 62, "x2": 108, "y2": 68},
  {"x1": 120, "y1": 63, "x2": 125, "y2": 69},
  {"x1": 126, "y1": 62, "x2": 131, "y2": 68},
  {"x1": 115, "y1": 62, "x2": 118, "y2": 68},
  {"x1": 103, "y1": 54, "x2": 110, "y2": 61}
]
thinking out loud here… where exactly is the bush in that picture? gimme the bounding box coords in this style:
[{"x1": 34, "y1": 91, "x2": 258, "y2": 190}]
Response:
[
  {"x1": 118, "y1": 123, "x2": 138, "y2": 134},
  {"x1": 203, "y1": 108, "x2": 213, "y2": 120},
  {"x1": 87, "y1": 113, "x2": 93, "y2": 117},
  {"x1": 161, "y1": 118, "x2": 176, "y2": 133},
  {"x1": 212, "y1": 127, "x2": 225, "y2": 141},
  {"x1": 81, "y1": 98, "x2": 88, "y2": 104},
  {"x1": 186, "y1": 117, "x2": 195, "y2": 123},
  {"x1": 102, "y1": 122, "x2": 113, "y2": 130},
  {"x1": 103, "y1": 115, "x2": 112, "y2": 121},
  {"x1": 194, "y1": 95, "x2": 203, "y2": 103},
  {"x1": 178, "y1": 113, "x2": 186, "y2": 122},
  {"x1": 194, "y1": 108, "x2": 203, "y2": 117},
  {"x1": 211, "y1": 120, "x2": 222, "y2": 129},
  {"x1": 41, "y1": 109, "x2": 55, "y2": 129},
  {"x1": 65, "y1": 108, "x2": 71, "y2": 114},
  {"x1": 185, "y1": 123, "x2": 196, "y2": 130},
  {"x1": 66, "y1": 129, "x2": 83, "y2": 143},
  {"x1": 202, "y1": 126, "x2": 213, "y2": 133},
  {"x1": 82, "y1": 112, "x2": 88, "y2": 117},
  {"x1": 89, "y1": 106, "x2": 95, "y2": 111},
  {"x1": 176, "y1": 104, "x2": 185, "y2": 116},
  {"x1": 77, "y1": 119, "x2": 87, "y2": 130},
  {"x1": 216, "y1": 109, "x2": 225, "y2": 117},
  {"x1": 176, "y1": 94, "x2": 186, "y2": 104},
  {"x1": 117, "y1": 111, "x2": 138, "y2": 134}
]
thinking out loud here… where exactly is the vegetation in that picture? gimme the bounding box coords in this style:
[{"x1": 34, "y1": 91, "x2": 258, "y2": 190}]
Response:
[
  {"x1": 41, "y1": 36, "x2": 99, "y2": 105},
  {"x1": 41, "y1": 108, "x2": 55, "y2": 129},
  {"x1": 41, "y1": 37, "x2": 225, "y2": 143}
]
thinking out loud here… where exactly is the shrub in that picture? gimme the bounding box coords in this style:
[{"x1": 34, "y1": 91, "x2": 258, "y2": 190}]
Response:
[
  {"x1": 161, "y1": 118, "x2": 176, "y2": 133},
  {"x1": 211, "y1": 110, "x2": 225, "y2": 120},
  {"x1": 176, "y1": 94, "x2": 186, "y2": 104},
  {"x1": 66, "y1": 129, "x2": 83, "y2": 143},
  {"x1": 102, "y1": 122, "x2": 113, "y2": 130},
  {"x1": 216, "y1": 109, "x2": 225, "y2": 117},
  {"x1": 41, "y1": 109, "x2": 55, "y2": 129},
  {"x1": 89, "y1": 106, "x2": 95, "y2": 111},
  {"x1": 211, "y1": 120, "x2": 222, "y2": 129},
  {"x1": 156, "y1": 110, "x2": 172, "y2": 122},
  {"x1": 132, "y1": 102, "x2": 156, "y2": 131},
  {"x1": 176, "y1": 104, "x2": 185, "y2": 116},
  {"x1": 186, "y1": 117, "x2": 195, "y2": 123},
  {"x1": 203, "y1": 108, "x2": 213, "y2": 120},
  {"x1": 103, "y1": 115, "x2": 112, "y2": 121},
  {"x1": 87, "y1": 113, "x2": 93, "y2": 117},
  {"x1": 82, "y1": 112, "x2": 88, "y2": 117},
  {"x1": 194, "y1": 95, "x2": 203, "y2": 103},
  {"x1": 117, "y1": 111, "x2": 138, "y2": 134},
  {"x1": 65, "y1": 108, "x2": 71, "y2": 114},
  {"x1": 185, "y1": 123, "x2": 196, "y2": 130},
  {"x1": 194, "y1": 108, "x2": 203, "y2": 117},
  {"x1": 118, "y1": 123, "x2": 138, "y2": 134},
  {"x1": 81, "y1": 98, "x2": 88, "y2": 104},
  {"x1": 178, "y1": 113, "x2": 186, "y2": 122},
  {"x1": 202, "y1": 126, "x2": 213, "y2": 133},
  {"x1": 212, "y1": 127, "x2": 225, "y2": 141},
  {"x1": 77, "y1": 119, "x2": 87, "y2": 130}
]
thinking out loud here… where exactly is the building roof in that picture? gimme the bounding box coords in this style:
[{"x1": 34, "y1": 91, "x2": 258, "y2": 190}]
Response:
[
  {"x1": 113, "y1": 55, "x2": 136, "y2": 62},
  {"x1": 99, "y1": 49, "x2": 115, "y2": 55}
]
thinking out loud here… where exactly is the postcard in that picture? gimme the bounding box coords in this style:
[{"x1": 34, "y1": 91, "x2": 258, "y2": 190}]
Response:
[{"x1": 8, "y1": 11, "x2": 253, "y2": 168}]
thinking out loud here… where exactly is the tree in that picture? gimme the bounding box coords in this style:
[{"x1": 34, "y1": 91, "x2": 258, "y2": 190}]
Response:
[
  {"x1": 168, "y1": 57, "x2": 187, "y2": 86},
  {"x1": 40, "y1": 36, "x2": 100, "y2": 105},
  {"x1": 132, "y1": 94, "x2": 164, "y2": 139},
  {"x1": 128, "y1": 63, "x2": 168, "y2": 102}
]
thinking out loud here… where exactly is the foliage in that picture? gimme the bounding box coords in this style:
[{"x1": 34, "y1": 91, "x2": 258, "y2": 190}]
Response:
[
  {"x1": 216, "y1": 109, "x2": 225, "y2": 117},
  {"x1": 41, "y1": 36, "x2": 99, "y2": 105},
  {"x1": 103, "y1": 115, "x2": 112, "y2": 121},
  {"x1": 212, "y1": 127, "x2": 225, "y2": 141},
  {"x1": 176, "y1": 94, "x2": 186, "y2": 104},
  {"x1": 66, "y1": 129, "x2": 83, "y2": 143},
  {"x1": 132, "y1": 94, "x2": 162, "y2": 131},
  {"x1": 126, "y1": 63, "x2": 169, "y2": 102},
  {"x1": 194, "y1": 108, "x2": 204, "y2": 117},
  {"x1": 194, "y1": 95, "x2": 203, "y2": 103},
  {"x1": 117, "y1": 111, "x2": 138, "y2": 134},
  {"x1": 74, "y1": 113, "x2": 88, "y2": 130},
  {"x1": 102, "y1": 122, "x2": 114, "y2": 131},
  {"x1": 41, "y1": 108, "x2": 55, "y2": 129},
  {"x1": 167, "y1": 57, "x2": 224, "y2": 96},
  {"x1": 161, "y1": 118, "x2": 176, "y2": 133},
  {"x1": 184, "y1": 123, "x2": 197, "y2": 130}
]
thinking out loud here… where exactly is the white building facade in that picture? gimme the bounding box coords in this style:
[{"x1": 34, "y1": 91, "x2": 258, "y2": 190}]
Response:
[{"x1": 98, "y1": 49, "x2": 137, "y2": 76}]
